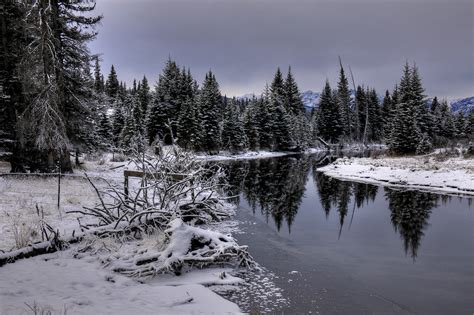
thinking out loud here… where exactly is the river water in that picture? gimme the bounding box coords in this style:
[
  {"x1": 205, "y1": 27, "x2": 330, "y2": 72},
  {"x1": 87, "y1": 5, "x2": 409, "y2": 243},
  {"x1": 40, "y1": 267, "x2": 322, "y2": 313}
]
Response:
[{"x1": 219, "y1": 154, "x2": 473, "y2": 314}]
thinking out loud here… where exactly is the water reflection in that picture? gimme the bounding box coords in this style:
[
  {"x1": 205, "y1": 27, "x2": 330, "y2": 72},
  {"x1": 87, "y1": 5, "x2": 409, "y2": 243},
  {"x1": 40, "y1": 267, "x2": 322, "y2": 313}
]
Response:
[
  {"x1": 224, "y1": 157, "x2": 310, "y2": 232},
  {"x1": 312, "y1": 169, "x2": 378, "y2": 239},
  {"x1": 385, "y1": 188, "x2": 438, "y2": 259},
  {"x1": 221, "y1": 154, "x2": 470, "y2": 259}
]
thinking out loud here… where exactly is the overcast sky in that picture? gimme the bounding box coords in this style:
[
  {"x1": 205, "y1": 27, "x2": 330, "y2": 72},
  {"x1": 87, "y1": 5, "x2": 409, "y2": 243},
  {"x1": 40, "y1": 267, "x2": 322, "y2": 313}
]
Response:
[{"x1": 88, "y1": 0, "x2": 473, "y2": 99}]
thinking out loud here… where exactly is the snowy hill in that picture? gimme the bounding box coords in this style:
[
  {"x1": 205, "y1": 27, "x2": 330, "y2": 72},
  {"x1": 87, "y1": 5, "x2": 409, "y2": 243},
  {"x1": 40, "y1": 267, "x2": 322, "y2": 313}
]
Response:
[
  {"x1": 300, "y1": 90, "x2": 356, "y2": 109},
  {"x1": 450, "y1": 96, "x2": 474, "y2": 114},
  {"x1": 236, "y1": 93, "x2": 258, "y2": 101},
  {"x1": 238, "y1": 90, "x2": 473, "y2": 114},
  {"x1": 301, "y1": 90, "x2": 321, "y2": 109}
]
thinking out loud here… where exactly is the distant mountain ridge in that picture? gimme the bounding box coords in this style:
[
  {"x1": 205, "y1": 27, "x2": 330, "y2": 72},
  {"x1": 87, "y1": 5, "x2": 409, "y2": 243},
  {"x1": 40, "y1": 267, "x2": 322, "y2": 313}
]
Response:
[
  {"x1": 450, "y1": 96, "x2": 474, "y2": 114},
  {"x1": 238, "y1": 91, "x2": 473, "y2": 114}
]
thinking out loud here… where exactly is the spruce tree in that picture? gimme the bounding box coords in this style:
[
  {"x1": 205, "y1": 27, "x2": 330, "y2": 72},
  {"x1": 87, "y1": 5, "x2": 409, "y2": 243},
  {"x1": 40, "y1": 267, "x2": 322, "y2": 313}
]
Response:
[
  {"x1": 243, "y1": 101, "x2": 260, "y2": 151},
  {"x1": 0, "y1": 0, "x2": 26, "y2": 171},
  {"x1": 337, "y1": 64, "x2": 352, "y2": 138},
  {"x1": 411, "y1": 65, "x2": 433, "y2": 138},
  {"x1": 284, "y1": 67, "x2": 305, "y2": 116},
  {"x1": 146, "y1": 59, "x2": 182, "y2": 144},
  {"x1": 389, "y1": 63, "x2": 421, "y2": 154},
  {"x1": 222, "y1": 99, "x2": 248, "y2": 153},
  {"x1": 317, "y1": 80, "x2": 342, "y2": 143},
  {"x1": 138, "y1": 76, "x2": 151, "y2": 122},
  {"x1": 17, "y1": 0, "x2": 102, "y2": 172},
  {"x1": 94, "y1": 58, "x2": 104, "y2": 93},
  {"x1": 97, "y1": 112, "x2": 112, "y2": 149},
  {"x1": 438, "y1": 100, "x2": 456, "y2": 139},
  {"x1": 270, "y1": 69, "x2": 294, "y2": 150},
  {"x1": 195, "y1": 71, "x2": 222, "y2": 153},
  {"x1": 105, "y1": 65, "x2": 119, "y2": 98},
  {"x1": 381, "y1": 90, "x2": 393, "y2": 140},
  {"x1": 454, "y1": 112, "x2": 467, "y2": 138},
  {"x1": 176, "y1": 97, "x2": 198, "y2": 150},
  {"x1": 175, "y1": 68, "x2": 199, "y2": 150},
  {"x1": 111, "y1": 103, "x2": 125, "y2": 147},
  {"x1": 355, "y1": 86, "x2": 367, "y2": 142},
  {"x1": 466, "y1": 110, "x2": 474, "y2": 141},
  {"x1": 367, "y1": 88, "x2": 382, "y2": 142}
]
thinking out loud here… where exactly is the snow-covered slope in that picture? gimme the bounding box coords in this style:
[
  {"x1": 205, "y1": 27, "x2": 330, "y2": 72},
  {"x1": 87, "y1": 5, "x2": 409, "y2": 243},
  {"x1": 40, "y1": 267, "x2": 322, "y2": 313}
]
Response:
[
  {"x1": 301, "y1": 90, "x2": 321, "y2": 110},
  {"x1": 450, "y1": 96, "x2": 474, "y2": 114},
  {"x1": 236, "y1": 93, "x2": 257, "y2": 101},
  {"x1": 238, "y1": 90, "x2": 473, "y2": 114},
  {"x1": 300, "y1": 89, "x2": 356, "y2": 110}
]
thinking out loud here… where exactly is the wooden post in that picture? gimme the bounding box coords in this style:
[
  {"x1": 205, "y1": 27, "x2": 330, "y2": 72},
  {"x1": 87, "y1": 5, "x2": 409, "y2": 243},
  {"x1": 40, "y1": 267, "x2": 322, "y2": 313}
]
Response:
[
  {"x1": 57, "y1": 160, "x2": 61, "y2": 208},
  {"x1": 124, "y1": 173, "x2": 129, "y2": 199}
]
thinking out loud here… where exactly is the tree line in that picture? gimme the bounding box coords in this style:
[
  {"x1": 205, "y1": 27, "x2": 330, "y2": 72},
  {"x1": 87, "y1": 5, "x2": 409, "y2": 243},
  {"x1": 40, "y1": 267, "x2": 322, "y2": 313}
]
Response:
[{"x1": 1, "y1": 0, "x2": 473, "y2": 173}]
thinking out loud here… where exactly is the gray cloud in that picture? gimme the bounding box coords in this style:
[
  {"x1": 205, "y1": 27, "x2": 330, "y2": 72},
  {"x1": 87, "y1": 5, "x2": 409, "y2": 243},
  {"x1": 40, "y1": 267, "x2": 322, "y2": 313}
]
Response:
[{"x1": 89, "y1": 0, "x2": 474, "y2": 99}]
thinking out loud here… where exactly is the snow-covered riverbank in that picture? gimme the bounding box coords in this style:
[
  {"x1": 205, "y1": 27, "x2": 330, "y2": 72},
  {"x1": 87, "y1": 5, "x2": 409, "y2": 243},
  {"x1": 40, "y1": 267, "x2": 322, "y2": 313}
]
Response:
[
  {"x1": 317, "y1": 156, "x2": 474, "y2": 196},
  {"x1": 0, "y1": 157, "x2": 246, "y2": 314},
  {"x1": 0, "y1": 252, "x2": 243, "y2": 314},
  {"x1": 194, "y1": 144, "x2": 387, "y2": 162}
]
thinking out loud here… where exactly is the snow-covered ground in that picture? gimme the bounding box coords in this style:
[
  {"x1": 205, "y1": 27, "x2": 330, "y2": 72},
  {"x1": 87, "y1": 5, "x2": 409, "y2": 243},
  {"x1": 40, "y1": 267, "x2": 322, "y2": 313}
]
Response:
[
  {"x1": 195, "y1": 144, "x2": 387, "y2": 162},
  {"x1": 0, "y1": 157, "x2": 246, "y2": 314},
  {"x1": 0, "y1": 251, "x2": 242, "y2": 314},
  {"x1": 317, "y1": 156, "x2": 474, "y2": 196},
  {"x1": 195, "y1": 150, "x2": 300, "y2": 161}
]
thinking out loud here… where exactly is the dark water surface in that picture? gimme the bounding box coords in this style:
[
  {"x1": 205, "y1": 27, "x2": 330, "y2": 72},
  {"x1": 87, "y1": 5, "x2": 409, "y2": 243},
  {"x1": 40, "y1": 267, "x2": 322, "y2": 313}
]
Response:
[{"x1": 221, "y1": 154, "x2": 473, "y2": 314}]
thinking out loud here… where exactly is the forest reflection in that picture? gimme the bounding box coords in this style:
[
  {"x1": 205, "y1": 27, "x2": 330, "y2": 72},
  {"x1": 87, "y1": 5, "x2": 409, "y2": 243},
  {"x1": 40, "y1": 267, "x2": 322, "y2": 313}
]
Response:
[{"x1": 221, "y1": 155, "x2": 465, "y2": 259}]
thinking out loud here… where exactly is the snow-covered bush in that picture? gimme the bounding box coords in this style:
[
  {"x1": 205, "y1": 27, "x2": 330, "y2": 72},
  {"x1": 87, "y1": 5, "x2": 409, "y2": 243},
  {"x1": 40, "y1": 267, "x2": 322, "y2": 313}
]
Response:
[{"x1": 72, "y1": 145, "x2": 254, "y2": 277}]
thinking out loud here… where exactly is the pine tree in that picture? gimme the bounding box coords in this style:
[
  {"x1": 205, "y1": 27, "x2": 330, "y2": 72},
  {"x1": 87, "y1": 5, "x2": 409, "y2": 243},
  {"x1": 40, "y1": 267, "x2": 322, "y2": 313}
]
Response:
[
  {"x1": 337, "y1": 63, "x2": 352, "y2": 138},
  {"x1": 138, "y1": 76, "x2": 150, "y2": 121},
  {"x1": 355, "y1": 86, "x2": 367, "y2": 141},
  {"x1": 284, "y1": 66, "x2": 305, "y2": 116},
  {"x1": 389, "y1": 63, "x2": 421, "y2": 154},
  {"x1": 94, "y1": 58, "x2": 104, "y2": 93},
  {"x1": 176, "y1": 97, "x2": 198, "y2": 150},
  {"x1": 317, "y1": 80, "x2": 342, "y2": 143},
  {"x1": 105, "y1": 65, "x2": 119, "y2": 98},
  {"x1": 132, "y1": 79, "x2": 137, "y2": 95},
  {"x1": 17, "y1": 0, "x2": 102, "y2": 172},
  {"x1": 0, "y1": 0, "x2": 26, "y2": 171},
  {"x1": 256, "y1": 85, "x2": 274, "y2": 149},
  {"x1": 466, "y1": 110, "x2": 474, "y2": 140},
  {"x1": 222, "y1": 99, "x2": 248, "y2": 153},
  {"x1": 243, "y1": 101, "x2": 260, "y2": 151},
  {"x1": 146, "y1": 59, "x2": 182, "y2": 144},
  {"x1": 292, "y1": 113, "x2": 311, "y2": 150},
  {"x1": 175, "y1": 68, "x2": 199, "y2": 150},
  {"x1": 120, "y1": 112, "x2": 135, "y2": 149},
  {"x1": 111, "y1": 103, "x2": 125, "y2": 147},
  {"x1": 367, "y1": 88, "x2": 382, "y2": 142},
  {"x1": 195, "y1": 71, "x2": 222, "y2": 153},
  {"x1": 270, "y1": 69, "x2": 294, "y2": 150},
  {"x1": 454, "y1": 111, "x2": 467, "y2": 139},
  {"x1": 438, "y1": 100, "x2": 455, "y2": 139},
  {"x1": 411, "y1": 65, "x2": 433, "y2": 138},
  {"x1": 97, "y1": 112, "x2": 112, "y2": 148},
  {"x1": 117, "y1": 95, "x2": 145, "y2": 152},
  {"x1": 430, "y1": 96, "x2": 440, "y2": 112},
  {"x1": 416, "y1": 132, "x2": 433, "y2": 154},
  {"x1": 381, "y1": 90, "x2": 393, "y2": 140}
]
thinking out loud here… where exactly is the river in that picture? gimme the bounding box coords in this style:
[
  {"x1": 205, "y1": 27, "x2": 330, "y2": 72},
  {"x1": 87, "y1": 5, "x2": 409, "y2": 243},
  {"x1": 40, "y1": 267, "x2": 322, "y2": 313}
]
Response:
[{"x1": 219, "y1": 154, "x2": 473, "y2": 314}]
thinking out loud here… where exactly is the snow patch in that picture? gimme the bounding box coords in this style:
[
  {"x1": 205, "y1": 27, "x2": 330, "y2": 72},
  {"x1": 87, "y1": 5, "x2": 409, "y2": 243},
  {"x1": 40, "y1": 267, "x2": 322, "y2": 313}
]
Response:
[{"x1": 317, "y1": 156, "x2": 474, "y2": 196}]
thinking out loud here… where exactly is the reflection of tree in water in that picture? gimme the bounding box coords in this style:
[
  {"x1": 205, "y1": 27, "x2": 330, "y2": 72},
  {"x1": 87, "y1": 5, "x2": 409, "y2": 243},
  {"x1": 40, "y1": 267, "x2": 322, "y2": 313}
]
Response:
[
  {"x1": 223, "y1": 155, "x2": 446, "y2": 260},
  {"x1": 385, "y1": 188, "x2": 439, "y2": 259},
  {"x1": 312, "y1": 169, "x2": 378, "y2": 238},
  {"x1": 223, "y1": 156, "x2": 310, "y2": 232}
]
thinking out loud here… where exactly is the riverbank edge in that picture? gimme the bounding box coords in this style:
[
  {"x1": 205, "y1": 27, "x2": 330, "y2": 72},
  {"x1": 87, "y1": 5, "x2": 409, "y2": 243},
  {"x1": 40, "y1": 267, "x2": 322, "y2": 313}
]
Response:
[
  {"x1": 316, "y1": 156, "x2": 474, "y2": 197},
  {"x1": 195, "y1": 144, "x2": 387, "y2": 162}
]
